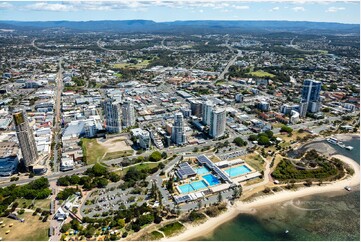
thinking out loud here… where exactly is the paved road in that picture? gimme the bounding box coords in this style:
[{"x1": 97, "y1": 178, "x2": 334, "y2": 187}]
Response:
[
  {"x1": 49, "y1": 181, "x2": 62, "y2": 241},
  {"x1": 31, "y1": 38, "x2": 55, "y2": 52},
  {"x1": 52, "y1": 59, "x2": 63, "y2": 172},
  {"x1": 217, "y1": 41, "x2": 242, "y2": 80}
]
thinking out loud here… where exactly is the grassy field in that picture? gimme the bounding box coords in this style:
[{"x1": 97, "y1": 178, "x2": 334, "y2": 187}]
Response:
[
  {"x1": 209, "y1": 155, "x2": 221, "y2": 162},
  {"x1": 275, "y1": 129, "x2": 310, "y2": 143},
  {"x1": 242, "y1": 154, "x2": 264, "y2": 172},
  {"x1": 103, "y1": 150, "x2": 133, "y2": 160},
  {"x1": 140, "y1": 230, "x2": 164, "y2": 241},
  {"x1": 113, "y1": 59, "x2": 150, "y2": 70},
  {"x1": 0, "y1": 212, "x2": 49, "y2": 241},
  {"x1": 82, "y1": 138, "x2": 133, "y2": 164},
  {"x1": 15, "y1": 198, "x2": 50, "y2": 210},
  {"x1": 82, "y1": 138, "x2": 107, "y2": 164},
  {"x1": 248, "y1": 70, "x2": 275, "y2": 78},
  {"x1": 159, "y1": 222, "x2": 185, "y2": 237},
  {"x1": 244, "y1": 177, "x2": 263, "y2": 186}
]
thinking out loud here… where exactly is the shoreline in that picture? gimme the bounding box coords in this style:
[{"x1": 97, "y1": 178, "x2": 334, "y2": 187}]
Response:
[
  {"x1": 334, "y1": 133, "x2": 360, "y2": 141},
  {"x1": 164, "y1": 154, "x2": 360, "y2": 241}
]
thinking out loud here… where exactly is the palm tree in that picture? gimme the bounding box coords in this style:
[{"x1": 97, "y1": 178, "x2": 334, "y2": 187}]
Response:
[{"x1": 217, "y1": 192, "x2": 222, "y2": 204}]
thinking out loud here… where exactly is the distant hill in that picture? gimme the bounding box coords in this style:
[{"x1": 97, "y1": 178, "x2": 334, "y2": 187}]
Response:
[{"x1": 0, "y1": 20, "x2": 359, "y2": 35}]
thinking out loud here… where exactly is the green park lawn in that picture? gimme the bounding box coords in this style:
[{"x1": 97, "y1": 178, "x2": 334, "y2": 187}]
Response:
[
  {"x1": 103, "y1": 150, "x2": 133, "y2": 161},
  {"x1": 15, "y1": 198, "x2": 51, "y2": 211},
  {"x1": 115, "y1": 163, "x2": 160, "y2": 177},
  {"x1": 113, "y1": 59, "x2": 150, "y2": 70},
  {"x1": 81, "y1": 138, "x2": 107, "y2": 164},
  {"x1": 248, "y1": 70, "x2": 275, "y2": 78},
  {"x1": 159, "y1": 222, "x2": 185, "y2": 237}
]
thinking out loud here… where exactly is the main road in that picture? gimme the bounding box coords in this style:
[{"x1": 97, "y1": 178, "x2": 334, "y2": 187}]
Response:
[
  {"x1": 31, "y1": 38, "x2": 55, "y2": 52},
  {"x1": 217, "y1": 40, "x2": 242, "y2": 80},
  {"x1": 52, "y1": 58, "x2": 63, "y2": 172},
  {"x1": 96, "y1": 39, "x2": 123, "y2": 52}
]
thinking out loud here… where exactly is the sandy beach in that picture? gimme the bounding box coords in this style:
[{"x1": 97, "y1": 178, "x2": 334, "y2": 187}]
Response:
[{"x1": 164, "y1": 154, "x2": 360, "y2": 241}]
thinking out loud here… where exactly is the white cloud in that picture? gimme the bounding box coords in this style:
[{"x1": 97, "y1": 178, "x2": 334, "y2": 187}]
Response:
[
  {"x1": 232, "y1": 5, "x2": 250, "y2": 10},
  {"x1": 25, "y1": 2, "x2": 76, "y2": 12},
  {"x1": 292, "y1": 6, "x2": 305, "y2": 12},
  {"x1": 325, "y1": 7, "x2": 346, "y2": 13},
  {"x1": 24, "y1": 1, "x2": 152, "y2": 12},
  {"x1": 269, "y1": 7, "x2": 280, "y2": 12},
  {"x1": 0, "y1": 2, "x2": 13, "y2": 9}
]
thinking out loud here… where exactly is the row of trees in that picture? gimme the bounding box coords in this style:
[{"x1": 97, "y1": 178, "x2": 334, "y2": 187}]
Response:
[
  {"x1": 233, "y1": 137, "x2": 247, "y2": 147},
  {"x1": 63, "y1": 202, "x2": 163, "y2": 238},
  {"x1": 57, "y1": 163, "x2": 121, "y2": 190},
  {"x1": 0, "y1": 177, "x2": 51, "y2": 216},
  {"x1": 120, "y1": 163, "x2": 162, "y2": 190},
  {"x1": 248, "y1": 130, "x2": 276, "y2": 146}
]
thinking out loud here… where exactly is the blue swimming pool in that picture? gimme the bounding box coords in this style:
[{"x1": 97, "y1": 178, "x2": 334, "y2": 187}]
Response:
[
  {"x1": 224, "y1": 165, "x2": 251, "y2": 178},
  {"x1": 178, "y1": 184, "x2": 195, "y2": 194},
  {"x1": 191, "y1": 180, "x2": 208, "y2": 190},
  {"x1": 195, "y1": 166, "x2": 210, "y2": 175},
  {"x1": 178, "y1": 180, "x2": 208, "y2": 194},
  {"x1": 202, "y1": 174, "x2": 221, "y2": 186}
]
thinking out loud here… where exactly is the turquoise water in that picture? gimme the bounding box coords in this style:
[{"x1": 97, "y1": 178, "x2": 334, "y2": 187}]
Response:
[
  {"x1": 196, "y1": 167, "x2": 211, "y2": 175},
  {"x1": 178, "y1": 180, "x2": 208, "y2": 194},
  {"x1": 202, "y1": 174, "x2": 221, "y2": 186},
  {"x1": 178, "y1": 184, "x2": 195, "y2": 193},
  {"x1": 194, "y1": 136, "x2": 360, "y2": 241},
  {"x1": 195, "y1": 191, "x2": 360, "y2": 241},
  {"x1": 191, "y1": 180, "x2": 208, "y2": 191},
  {"x1": 224, "y1": 165, "x2": 251, "y2": 177}
]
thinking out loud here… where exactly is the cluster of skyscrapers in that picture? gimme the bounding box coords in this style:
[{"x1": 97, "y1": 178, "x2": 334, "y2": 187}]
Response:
[
  {"x1": 171, "y1": 99, "x2": 227, "y2": 146},
  {"x1": 9, "y1": 79, "x2": 323, "y2": 174},
  {"x1": 103, "y1": 99, "x2": 136, "y2": 133}
]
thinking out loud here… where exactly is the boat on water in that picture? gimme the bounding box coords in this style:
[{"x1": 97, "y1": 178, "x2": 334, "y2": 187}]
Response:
[
  {"x1": 345, "y1": 146, "x2": 354, "y2": 150},
  {"x1": 327, "y1": 137, "x2": 338, "y2": 144},
  {"x1": 337, "y1": 142, "x2": 346, "y2": 148},
  {"x1": 345, "y1": 186, "x2": 352, "y2": 191},
  {"x1": 285, "y1": 230, "x2": 289, "y2": 234}
]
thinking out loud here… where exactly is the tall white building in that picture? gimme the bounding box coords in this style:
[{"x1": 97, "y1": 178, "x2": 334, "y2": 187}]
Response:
[
  {"x1": 202, "y1": 101, "x2": 214, "y2": 125},
  {"x1": 171, "y1": 112, "x2": 186, "y2": 145},
  {"x1": 13, "y1": 110, "x2": 38, "y2": 170},
  {"x1": 300, "y1": 79, "x2": 322, "y2": 117},
  {"x1": 122, "y1": 100, "x2": 136, "y2": 128},
  {"x1": 209, "y1": 108, "x2": 226, "y2": 138},
  {"x1": 103, "y1": 99, "x2": 122, "y2": 133},
  {"x1": 139, "y1": 130, "x2": 151, "y2": 150}
]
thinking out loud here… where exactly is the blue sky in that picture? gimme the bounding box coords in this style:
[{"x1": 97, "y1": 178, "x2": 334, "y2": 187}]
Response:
[{"x1": 0, "y1": 1, "x2": 359, "y2": 24}]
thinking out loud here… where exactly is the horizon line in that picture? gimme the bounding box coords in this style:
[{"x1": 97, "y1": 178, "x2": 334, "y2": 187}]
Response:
[{"x1": 1, "y1": 19, "x2": 359, "y2": 25}]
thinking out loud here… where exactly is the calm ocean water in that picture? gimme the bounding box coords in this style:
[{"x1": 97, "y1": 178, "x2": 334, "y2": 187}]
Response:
[{"x1": 195, "y1": 137, "x2": 360, "y2": 241}]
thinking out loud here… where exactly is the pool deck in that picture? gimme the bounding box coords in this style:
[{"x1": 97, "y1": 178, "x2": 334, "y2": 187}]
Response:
[{"x1": 232, "y1": 171, "x2": 262, "y2": 183}]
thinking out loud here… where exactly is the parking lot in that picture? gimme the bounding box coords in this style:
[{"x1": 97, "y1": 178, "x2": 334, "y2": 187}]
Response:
[
  {"x1": 218, "y1": 149, "x2": 247, "y2": 160},
  {"x1": 80, "y1": 184, "x2": 148, "y2": 217}
]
